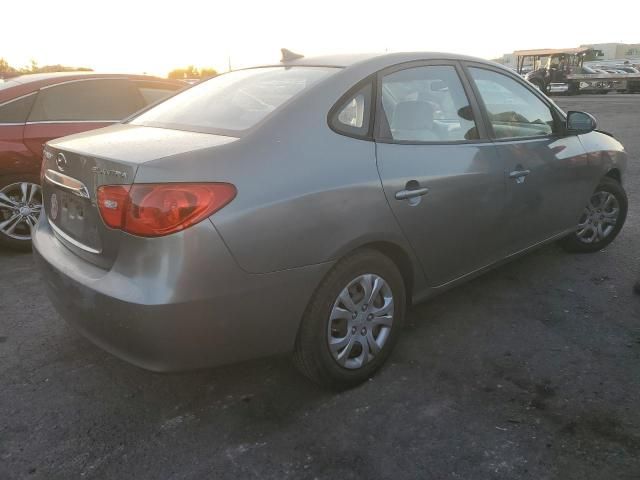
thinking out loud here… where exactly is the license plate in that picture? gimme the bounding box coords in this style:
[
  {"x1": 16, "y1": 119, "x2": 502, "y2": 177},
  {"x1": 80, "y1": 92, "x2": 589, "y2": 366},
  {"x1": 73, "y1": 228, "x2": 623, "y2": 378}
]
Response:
[{"x1": 49, "y1": 190, "x2": 96, "y2": 245}]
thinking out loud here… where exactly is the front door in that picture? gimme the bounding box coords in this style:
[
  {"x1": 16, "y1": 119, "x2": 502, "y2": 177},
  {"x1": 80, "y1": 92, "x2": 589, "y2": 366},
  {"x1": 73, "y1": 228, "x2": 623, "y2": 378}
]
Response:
[
  {"x1": 465, "y1": 65, "x2": 589, "y2": 254},
  {"x1": 375, "y1": 62, "x2": 507, "y2": 287}
]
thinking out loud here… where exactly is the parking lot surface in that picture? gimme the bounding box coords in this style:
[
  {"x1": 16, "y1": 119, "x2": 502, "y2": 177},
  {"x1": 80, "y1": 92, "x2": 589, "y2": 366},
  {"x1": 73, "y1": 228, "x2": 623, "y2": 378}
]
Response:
[{"x1": 1, "y1": 95, "x2": 639, "y2": 480}]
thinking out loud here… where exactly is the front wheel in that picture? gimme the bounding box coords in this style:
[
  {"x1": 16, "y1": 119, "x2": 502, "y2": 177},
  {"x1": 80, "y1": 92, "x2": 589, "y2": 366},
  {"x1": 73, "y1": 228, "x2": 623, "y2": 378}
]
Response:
[
  {"x1": 559, "y1": 177, "x2": 627, "y2": 253},
  {"x1": 0, "y1": 178, "x2": 42, "y2": 251},
  {"x1": 293, "y1": 249, "x2": 406, "y2": 389}
]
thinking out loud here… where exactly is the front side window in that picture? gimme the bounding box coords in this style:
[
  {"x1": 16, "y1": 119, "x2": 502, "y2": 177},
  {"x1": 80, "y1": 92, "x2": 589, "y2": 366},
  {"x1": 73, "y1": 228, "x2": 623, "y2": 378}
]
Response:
[
  {"x1": 380, "y1": 65, "x2": 478, "y2": 142},
  {"x1": 28, "y1": 79, "x2": 144, "y2": 122},
  {"x1": 132, "y1": 67, "x2": 337, "y2": 135},
  {"x1": 0, "y1": 93, "x2": 36, "y2": 123},
  {"x1": 468, "y1": 67, "x2": 556, "y2": 139}
]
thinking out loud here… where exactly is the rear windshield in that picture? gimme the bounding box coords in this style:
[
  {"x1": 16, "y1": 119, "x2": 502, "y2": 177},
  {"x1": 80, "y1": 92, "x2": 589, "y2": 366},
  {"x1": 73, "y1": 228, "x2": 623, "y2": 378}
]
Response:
[{"x1": 131, "y1": 67, "x2": 337, "y2": 135}]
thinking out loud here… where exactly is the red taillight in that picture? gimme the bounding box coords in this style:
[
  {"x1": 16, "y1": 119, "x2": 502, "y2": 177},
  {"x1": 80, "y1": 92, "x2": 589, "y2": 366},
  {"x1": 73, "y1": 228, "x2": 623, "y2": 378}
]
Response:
[
  {"x1": 97, "y1": 185, "x2": 131, "y2": 229},
  {"x1": 97, "y1": 183, "x2": 236, "y2": 237}
]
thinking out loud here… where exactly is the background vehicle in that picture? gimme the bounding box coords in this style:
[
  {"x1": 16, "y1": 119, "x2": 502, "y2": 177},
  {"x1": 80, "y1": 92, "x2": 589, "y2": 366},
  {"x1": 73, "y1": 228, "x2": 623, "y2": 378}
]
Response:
[
  {"x1": 516, "y1": 48, "x2": 640, "y2": 94},
  {"x1": 0, "y1": 72, "x2": 184, "y2": 250},
  {"x1": 33, "y1": 52, "x2": 628, "y2": 389}
]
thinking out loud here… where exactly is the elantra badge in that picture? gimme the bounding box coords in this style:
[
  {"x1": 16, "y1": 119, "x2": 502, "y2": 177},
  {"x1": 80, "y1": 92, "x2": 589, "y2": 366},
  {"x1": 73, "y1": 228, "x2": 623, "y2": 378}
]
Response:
[{"x1": 91, "y1": 166, "x2": 127, "y2": 178}]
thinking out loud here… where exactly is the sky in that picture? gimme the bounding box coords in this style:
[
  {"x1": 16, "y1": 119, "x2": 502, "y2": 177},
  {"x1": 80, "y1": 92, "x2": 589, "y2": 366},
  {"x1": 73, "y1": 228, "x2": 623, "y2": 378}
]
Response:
[{"x1": 3, "y1": 0, "x2": 638, "y2": 77}]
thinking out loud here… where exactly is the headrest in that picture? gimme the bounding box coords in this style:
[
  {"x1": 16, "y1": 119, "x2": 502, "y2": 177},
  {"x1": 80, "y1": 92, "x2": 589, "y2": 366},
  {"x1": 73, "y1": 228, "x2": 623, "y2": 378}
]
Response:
[{"x1": 392, "y1": 101, "x2": 434, "y2": 130}]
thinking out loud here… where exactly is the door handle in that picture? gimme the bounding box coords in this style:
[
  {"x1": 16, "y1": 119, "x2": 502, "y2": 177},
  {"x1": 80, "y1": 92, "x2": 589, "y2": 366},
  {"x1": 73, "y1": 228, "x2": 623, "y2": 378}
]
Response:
[
  {"x1": 395, "y1": 187, "x2": 429, "y2": 200},
  {"x1": 508, "y1": 169, "x2": 531, "y2": 179}
]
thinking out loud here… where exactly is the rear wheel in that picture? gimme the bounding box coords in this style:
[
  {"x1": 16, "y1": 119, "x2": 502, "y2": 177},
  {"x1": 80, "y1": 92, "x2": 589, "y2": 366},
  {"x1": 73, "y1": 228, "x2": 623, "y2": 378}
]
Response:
[
  {"x1": 559, "y1": 177, "x2": 627, "y2": 253},
  {"x1": 568, "y1": 82, "x2": 580, "y2": 96},
  {"x1": 293, "y1": 249, "x2": 406, "y2": 389},
  {"x1": 0, "y1": 177, "x2": 42, "y2": 251}
]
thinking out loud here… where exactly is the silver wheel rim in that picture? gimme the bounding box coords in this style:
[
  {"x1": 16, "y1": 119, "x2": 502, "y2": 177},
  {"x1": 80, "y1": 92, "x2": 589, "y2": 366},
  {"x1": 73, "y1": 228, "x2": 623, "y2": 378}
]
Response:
[
  {"x1": 576, "y1": 190, "x2": 619, "y2": 244},
  {"x1": 327, "y1": 273, "x2": 394, "y2": 370},
  {"x1": 0, "y1": 182, "x2": 42, "y2": 240}
]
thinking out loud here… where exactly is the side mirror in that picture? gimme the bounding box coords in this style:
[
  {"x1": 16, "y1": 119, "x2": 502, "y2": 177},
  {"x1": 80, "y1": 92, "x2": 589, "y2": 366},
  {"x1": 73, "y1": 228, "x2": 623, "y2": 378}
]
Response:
[{"x1": 566, "y1": 111, "x2": 597, "y2": 134}]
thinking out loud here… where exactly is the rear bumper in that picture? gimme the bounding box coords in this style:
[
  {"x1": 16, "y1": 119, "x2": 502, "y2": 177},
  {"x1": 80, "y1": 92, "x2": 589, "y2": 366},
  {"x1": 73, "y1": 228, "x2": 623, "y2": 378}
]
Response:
[{"x1": 32, "y1": 217, "x2": 331, "y2": 371}]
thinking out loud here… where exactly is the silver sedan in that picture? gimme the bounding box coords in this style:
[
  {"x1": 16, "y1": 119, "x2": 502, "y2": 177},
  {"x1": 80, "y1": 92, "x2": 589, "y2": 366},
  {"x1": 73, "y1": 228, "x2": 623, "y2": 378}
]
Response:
[{"x1": 33, "y1": 52, "x2": 628, "y2": 389}]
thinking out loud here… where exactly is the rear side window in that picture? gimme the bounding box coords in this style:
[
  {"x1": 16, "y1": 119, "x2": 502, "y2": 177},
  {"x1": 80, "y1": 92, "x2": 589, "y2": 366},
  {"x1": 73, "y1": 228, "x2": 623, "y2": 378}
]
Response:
[
  {"x1": 0, "y1": 93, "x2": 36, "y2": 123},
  {"x1": 329, "y1": 81, "x2": 372, "y2": 138},
  {"x1": 468, "y1": 67, "x2": 555, "y2": 139},
  {"x1": 134, "y1": 81, "x2": 183, "y2": 106},
  {"x1": 380, "y1": 65, "x2": 478, "y2": 142},
  {"x1": 132, "y1": 67, "x2": 337, "y2": 135},
  {"x1": 29, "y1": 79, "x2": 145, "y2": 122}
]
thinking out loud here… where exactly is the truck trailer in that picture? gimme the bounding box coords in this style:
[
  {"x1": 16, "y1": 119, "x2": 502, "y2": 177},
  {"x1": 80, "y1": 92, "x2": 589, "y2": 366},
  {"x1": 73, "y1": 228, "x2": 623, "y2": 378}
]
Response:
[{"x1": 514, "y1": 47, "x2": 640, "y2": 95}]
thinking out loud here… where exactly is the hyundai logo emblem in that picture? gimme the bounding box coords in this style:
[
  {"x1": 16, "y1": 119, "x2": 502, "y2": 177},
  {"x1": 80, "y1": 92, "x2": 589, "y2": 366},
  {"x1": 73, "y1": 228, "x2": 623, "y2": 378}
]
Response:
[{"x1": 56, "y1": 153, "x2": 68, "y2": 172}]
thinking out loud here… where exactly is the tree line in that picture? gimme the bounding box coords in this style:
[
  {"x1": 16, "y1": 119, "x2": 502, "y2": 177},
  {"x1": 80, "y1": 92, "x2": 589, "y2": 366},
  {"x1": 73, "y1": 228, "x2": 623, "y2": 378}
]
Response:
[
  {"x1": 1, "y1": 58, "x2": 218, "y2": 80},
  {"x1": 0, "y1": 58, "x2": 92, "y2": 78},
  {"x1": 167, "y1": 66, "x2": 218, "y2": 80}
]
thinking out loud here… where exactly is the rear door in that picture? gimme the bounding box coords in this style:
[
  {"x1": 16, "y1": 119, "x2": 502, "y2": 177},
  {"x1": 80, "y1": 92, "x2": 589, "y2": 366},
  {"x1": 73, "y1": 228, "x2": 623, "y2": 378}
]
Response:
[
  {"x1": 375, "y1": 61, "x2": 508, "y2": 287},
  {"x1": 23, "y1": 78, "x2": 145, "y2": 157},
  {"x1": 0, "y1": 92, "x2": 38, "y2": 175},
  {"x1": 464, "y1": 64, "x2": 589, "y2": 254}
]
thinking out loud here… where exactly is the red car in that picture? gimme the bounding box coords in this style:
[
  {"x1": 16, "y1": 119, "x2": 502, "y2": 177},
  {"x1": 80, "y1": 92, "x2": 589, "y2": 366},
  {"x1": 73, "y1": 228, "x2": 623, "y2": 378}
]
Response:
[{"x1": 0, "y1": 72, "x2": 184, "y2": 250}]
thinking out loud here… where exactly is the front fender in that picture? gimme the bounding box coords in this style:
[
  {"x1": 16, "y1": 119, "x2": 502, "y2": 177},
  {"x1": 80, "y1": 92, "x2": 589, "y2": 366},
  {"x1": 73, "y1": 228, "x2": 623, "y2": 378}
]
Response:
[{"x1": 578, "y1": 130, "x2": 628, "y2": 188}]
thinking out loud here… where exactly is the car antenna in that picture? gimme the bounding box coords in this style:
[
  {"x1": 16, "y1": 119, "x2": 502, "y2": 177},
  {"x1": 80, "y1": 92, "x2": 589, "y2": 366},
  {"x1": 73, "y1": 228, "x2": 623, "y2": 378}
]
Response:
[{"x1": 281, "y1": 48, "x2": 304, "y2": 63}]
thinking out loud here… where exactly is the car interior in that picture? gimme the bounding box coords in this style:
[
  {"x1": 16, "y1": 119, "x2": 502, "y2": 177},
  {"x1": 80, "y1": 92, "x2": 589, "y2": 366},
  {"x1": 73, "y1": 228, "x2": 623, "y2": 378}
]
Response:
[
  {"x1": 471, "y1": 76, "x2": 554, "y2": 138},
  {"x1": 381, "y1": 69, "x2": 478, "y2": 142}
]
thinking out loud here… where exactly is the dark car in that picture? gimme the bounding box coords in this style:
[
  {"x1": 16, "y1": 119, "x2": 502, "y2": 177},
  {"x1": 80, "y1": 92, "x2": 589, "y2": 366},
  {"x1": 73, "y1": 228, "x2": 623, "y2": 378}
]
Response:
[{"x1": 0, "y1": 72, "x2": 184, "y2": 249}]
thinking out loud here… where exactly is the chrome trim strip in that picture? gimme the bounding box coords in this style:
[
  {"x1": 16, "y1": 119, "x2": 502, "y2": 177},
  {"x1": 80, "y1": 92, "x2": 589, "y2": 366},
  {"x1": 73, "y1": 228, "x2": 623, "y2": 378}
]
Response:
[
  {"x1": 49, "y1": 219, "x2": 101, "y2": 254},
  {"x1": 39, "y1": 77, "x2": 132, "y2": 90},
  {"x1": 0, "y1": 91, "x2": 37, "y2": 108},
  {"x1": 0, "y1": 122, "x2": 26, "y2": 126},
  {"x1": 44, "y1": 169, "x2": 90, "y2": 199},
  {"x1": 26, "y1": 120, "x2": 119, "y2": 125}
]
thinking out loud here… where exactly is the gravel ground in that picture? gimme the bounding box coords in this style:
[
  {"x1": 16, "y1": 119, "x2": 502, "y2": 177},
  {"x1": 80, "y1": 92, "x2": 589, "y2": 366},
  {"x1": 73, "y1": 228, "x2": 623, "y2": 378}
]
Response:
[{"x1": 1, "y1": 95, "x2": 639, "y2": 480}]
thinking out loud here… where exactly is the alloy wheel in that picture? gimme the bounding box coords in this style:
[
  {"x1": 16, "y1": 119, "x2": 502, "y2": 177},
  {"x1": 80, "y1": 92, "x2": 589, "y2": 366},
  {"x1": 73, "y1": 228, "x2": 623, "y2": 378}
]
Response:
[
  {"x1": 0, "y1": 182, "x2": 42, "y2": 240},
  {"x1": 576, "y1": 190, "x2": 620, "y2": 244},
  {"x1": 327, "y1": 273, "x2": 394, "y2": 370}
]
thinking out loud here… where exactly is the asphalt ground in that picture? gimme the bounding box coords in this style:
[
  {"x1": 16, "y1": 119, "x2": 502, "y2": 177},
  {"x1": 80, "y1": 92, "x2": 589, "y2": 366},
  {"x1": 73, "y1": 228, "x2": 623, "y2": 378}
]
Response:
[{"x1": 1, "y1": 94, "x2": 639, "y2": 480}]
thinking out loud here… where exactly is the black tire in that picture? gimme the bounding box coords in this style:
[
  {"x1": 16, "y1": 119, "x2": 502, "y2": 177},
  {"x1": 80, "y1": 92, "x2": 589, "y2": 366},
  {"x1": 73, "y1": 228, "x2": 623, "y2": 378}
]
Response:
[
  {"x1": 568, "y1": 82, "x2": 580, "y2": 96},
  {"x1": 293, "y1": 249, "x2": 406, "y2": 390},
  {"x1": 559, "y1": 177, "x2": 627, "y2": 253},
  {"x1": 0, "y1": 175, "x2": 42, "y2": 252}
]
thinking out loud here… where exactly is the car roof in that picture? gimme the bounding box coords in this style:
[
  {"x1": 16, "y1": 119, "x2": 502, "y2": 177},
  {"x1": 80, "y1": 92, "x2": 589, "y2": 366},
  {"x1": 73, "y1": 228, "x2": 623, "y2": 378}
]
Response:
[
  {"x1": 0, "y1": 72, "x2": 182, "y2": 104},
  {"x1": 267, "y1": 51, "x2": 505, "y2": 71},
  {"x1": 7, "y1": 71, "x2": 173, "y2": 85}
]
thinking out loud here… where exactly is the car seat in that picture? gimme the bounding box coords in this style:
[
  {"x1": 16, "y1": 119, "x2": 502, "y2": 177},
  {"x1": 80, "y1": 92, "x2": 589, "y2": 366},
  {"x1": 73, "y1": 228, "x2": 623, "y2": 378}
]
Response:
[{"x1": 391, "y1": 101, "x2": 439, "y2": 141}]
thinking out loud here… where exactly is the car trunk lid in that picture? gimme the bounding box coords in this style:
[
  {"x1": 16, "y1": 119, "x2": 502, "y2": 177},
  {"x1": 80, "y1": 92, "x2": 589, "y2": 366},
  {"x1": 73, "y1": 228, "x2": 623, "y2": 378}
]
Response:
[{"x1": 41, "y1": 124, "x2": 237, "y2": 268}]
